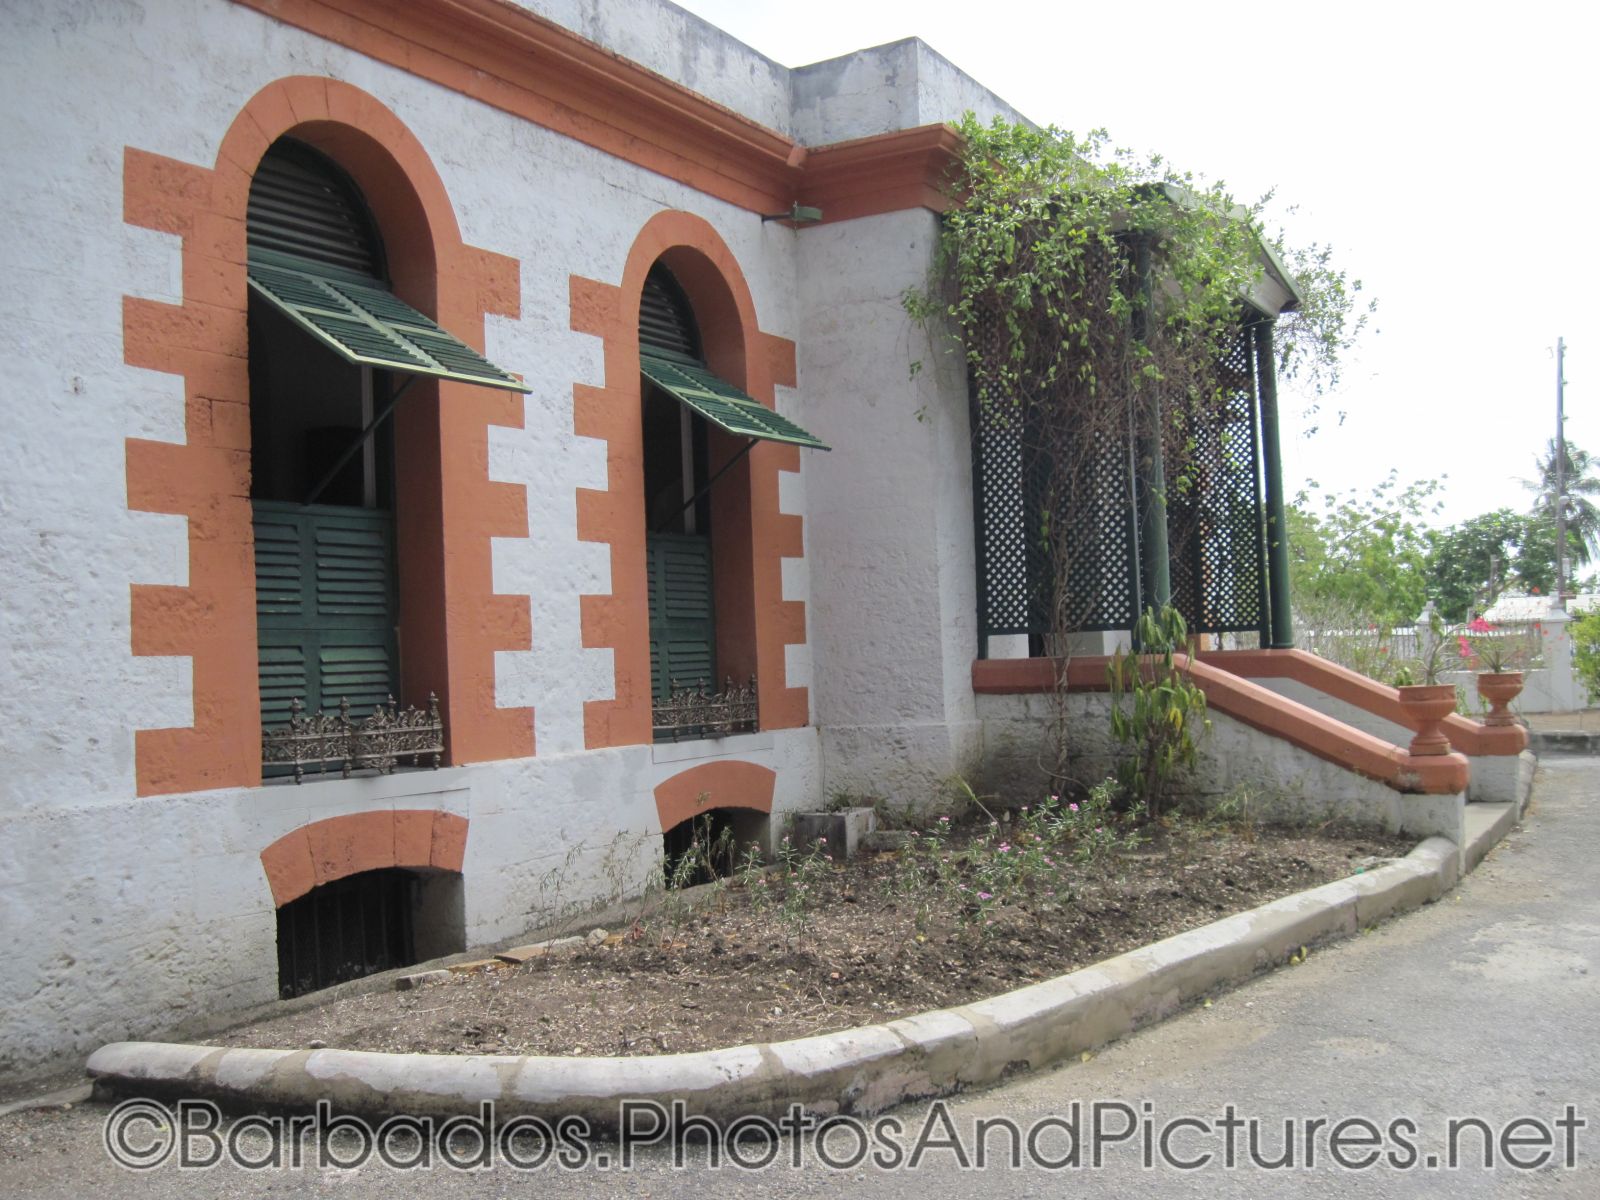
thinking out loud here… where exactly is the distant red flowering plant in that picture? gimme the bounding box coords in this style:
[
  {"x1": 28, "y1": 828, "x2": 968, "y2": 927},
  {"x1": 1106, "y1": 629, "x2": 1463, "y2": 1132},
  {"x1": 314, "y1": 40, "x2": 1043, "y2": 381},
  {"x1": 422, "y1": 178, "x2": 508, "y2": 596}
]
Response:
[{"x1": 1470, "y1": 628, "x2": 1534, "y2": 674}]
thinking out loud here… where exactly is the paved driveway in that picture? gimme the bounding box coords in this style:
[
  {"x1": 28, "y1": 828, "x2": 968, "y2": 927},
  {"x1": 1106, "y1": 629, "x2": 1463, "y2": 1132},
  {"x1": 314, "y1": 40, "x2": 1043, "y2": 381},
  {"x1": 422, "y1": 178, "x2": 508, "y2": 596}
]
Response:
[{"x1": 3, "y1": 761, "x2": 1596, "y2": 1197}]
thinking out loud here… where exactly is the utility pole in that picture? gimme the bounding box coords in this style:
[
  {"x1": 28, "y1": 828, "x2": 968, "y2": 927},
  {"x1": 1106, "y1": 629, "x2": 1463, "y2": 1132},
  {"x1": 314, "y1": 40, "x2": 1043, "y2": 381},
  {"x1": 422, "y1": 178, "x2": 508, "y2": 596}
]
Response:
[{"x1": 1556, "y1": 336, "x2": 1568, "y2": 609}]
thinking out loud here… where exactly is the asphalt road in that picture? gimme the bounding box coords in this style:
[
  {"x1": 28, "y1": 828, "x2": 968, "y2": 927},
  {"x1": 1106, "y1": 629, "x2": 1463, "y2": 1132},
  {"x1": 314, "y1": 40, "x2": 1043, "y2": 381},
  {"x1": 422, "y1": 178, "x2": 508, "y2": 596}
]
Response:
[{"x1": 3, "y1": 760, "x2": 1596, "y2": 1197}]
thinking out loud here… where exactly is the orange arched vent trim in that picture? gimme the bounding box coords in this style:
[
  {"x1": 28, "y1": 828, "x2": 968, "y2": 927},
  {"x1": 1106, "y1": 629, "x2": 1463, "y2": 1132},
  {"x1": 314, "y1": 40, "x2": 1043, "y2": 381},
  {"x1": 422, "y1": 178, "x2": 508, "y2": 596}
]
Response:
[
  {"x1": 653, "y1": 760, "x2": 776, "y2": 834},
  {"x1": 260, "y1": 809, "x2": 469, "y2": 907}
]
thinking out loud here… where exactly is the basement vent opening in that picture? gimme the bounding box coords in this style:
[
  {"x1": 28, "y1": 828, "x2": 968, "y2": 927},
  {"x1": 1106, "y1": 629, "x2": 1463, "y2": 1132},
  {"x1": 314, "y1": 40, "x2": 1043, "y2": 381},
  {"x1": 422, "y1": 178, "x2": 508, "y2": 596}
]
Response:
[
  {"x1": 275, "y1": 867, "x2": 464, "y2": 998},
  {"x1": 661, "y1": 807, "x2": 770, "y2": 889}
]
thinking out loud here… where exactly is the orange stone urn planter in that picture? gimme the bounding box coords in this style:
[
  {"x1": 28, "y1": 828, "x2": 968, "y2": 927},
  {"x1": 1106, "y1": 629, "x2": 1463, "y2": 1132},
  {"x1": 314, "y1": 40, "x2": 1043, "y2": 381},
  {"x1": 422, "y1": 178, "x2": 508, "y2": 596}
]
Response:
[
  {"x1": 1397, "y1": 684, "x2": 1457, "y2": 755},
  {"x1": 1476, "y1": 671, "x2": 1525, "y2": 727}
]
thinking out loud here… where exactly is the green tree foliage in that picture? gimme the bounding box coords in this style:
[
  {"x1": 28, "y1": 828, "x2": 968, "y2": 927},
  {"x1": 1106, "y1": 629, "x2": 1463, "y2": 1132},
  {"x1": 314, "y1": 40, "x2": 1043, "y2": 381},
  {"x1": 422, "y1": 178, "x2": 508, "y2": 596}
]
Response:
[
  {"x1": 1572, "y1": 609, "x2": 1600, "y2": 703},
  {"x1": 903, "y1": 117, "x2": 1366, "y2": 805},
  {"x1": 1106, "y1": 607, "x2": 1208, "y2": 819},
  {"x1": 1524, "y1": 437, "x2": 1600, "y2": 569},
  {"x1": 1288, "y1": 473, "x2": 1442, "y2": 629},
  {"x1": 1291, "y1": 471, "x2": 1573, "y2": 633},
  {"x1": 1425, "y1": 509, "x2": 1555, "y2": 622}
]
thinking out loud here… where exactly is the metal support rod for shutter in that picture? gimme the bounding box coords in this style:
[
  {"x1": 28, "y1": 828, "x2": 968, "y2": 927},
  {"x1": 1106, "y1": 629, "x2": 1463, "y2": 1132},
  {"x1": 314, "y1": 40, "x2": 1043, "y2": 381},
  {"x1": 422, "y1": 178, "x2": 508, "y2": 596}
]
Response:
[
  {"x1": 303, "y1": 376, "x2": 417, "y2": 506},
  {"x1": 652, "y1": 436, "x2": 759, "y2": 534}
]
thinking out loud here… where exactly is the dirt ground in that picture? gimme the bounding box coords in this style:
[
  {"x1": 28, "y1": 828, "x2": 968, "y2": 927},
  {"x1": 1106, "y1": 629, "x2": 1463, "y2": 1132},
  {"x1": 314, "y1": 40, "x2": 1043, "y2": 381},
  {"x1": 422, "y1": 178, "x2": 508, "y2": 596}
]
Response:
[{"x1": 210, "y1": 817, "x2": 1413, "y2": 1059}]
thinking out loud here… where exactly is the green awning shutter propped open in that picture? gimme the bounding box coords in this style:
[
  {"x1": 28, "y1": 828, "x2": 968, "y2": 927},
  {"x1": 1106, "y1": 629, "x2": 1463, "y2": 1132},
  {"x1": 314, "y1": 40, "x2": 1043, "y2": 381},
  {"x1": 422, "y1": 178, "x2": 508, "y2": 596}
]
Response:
[
  {"x1": 247, "y1": 252, "x2": 529, "y2": 393},
  {"x1": 640, "y1": 350, "x2": 828, "y2": 450}
]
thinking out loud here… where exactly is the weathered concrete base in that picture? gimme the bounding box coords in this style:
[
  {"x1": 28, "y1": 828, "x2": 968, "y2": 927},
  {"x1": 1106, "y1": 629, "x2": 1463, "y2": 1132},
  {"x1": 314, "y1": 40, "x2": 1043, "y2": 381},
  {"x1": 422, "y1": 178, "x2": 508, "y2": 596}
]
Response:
[
  {"x1": 88, "y1": 838, "x2": 1465, "y2": 1127},
  {"x1": 1204, "y1": 674, "x2": 1530, "y2": 815},
  {"x1": 1467, "y1": 750, "x2": 1536, "y2": 815},
  {"x1": 789, "y1": 807, "x2": 878, "y2": 858},
  {"x1": 978, "y1": 692, "x2": 1468, "y2": 848}
]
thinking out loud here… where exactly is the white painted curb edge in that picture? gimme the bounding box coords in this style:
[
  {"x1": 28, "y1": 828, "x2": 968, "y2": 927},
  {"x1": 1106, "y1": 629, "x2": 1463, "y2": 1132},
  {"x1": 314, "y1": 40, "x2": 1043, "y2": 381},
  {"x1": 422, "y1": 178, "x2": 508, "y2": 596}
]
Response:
[{"x1": 87, "y1": 837, "x2": 1464, "y2": 1127}]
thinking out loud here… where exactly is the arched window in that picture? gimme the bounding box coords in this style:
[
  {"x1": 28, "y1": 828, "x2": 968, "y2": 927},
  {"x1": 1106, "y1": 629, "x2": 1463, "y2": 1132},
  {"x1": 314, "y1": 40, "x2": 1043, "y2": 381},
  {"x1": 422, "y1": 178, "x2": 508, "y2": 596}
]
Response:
[
  {"x1": 636, "y1": 263, "x2": 827, "y2": 741},
  {"x1": 640, "y1": 267, "x2": 715, "y2": 703},
  {"x1": 247, "y1": 138, "x2": 527, "y2": 775}
]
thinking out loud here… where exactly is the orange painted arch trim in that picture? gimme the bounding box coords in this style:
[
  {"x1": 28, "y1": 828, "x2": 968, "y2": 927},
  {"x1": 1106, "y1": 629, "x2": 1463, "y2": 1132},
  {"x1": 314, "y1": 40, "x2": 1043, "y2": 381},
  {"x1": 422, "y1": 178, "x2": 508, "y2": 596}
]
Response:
[
  {"x1": 972, "y1": 655, "x2": 1471, "y2": 795},
  {"x1": 572, "y1": 210, "x2": 809, "y2": 750},
  {"x1": 261, "y1": 809, "x2": 469, "y2": 907},
  {"x1": 231, "y1": 0, "x2": 960, "y2": 223},
  {"x1": 653, "y1": 761, "x2": 776, "y2": 834},
  {"x1": 124, "y1": 75, "x2": 531, "y2": 797}
]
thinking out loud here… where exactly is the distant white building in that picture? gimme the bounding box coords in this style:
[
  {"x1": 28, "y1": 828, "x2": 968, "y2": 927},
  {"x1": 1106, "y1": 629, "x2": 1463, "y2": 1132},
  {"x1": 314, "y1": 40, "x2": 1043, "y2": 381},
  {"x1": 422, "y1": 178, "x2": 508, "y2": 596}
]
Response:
[{"x1": 1480, "y1": 592, "x2": 1600, "y2": 623}]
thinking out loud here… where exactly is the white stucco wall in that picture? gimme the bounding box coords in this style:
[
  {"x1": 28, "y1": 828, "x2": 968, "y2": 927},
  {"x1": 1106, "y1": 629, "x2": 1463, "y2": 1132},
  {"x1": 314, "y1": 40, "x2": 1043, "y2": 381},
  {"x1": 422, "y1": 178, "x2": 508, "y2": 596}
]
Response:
[
  {"x1": 790, "y1": 38, "x2": 1030, "y2": 145},
  {"x1": 976, "y1": 692, "x2": 1466, "y2": 848},
  {"x1": 1247, "y1": 677, "x2": 1531, "y2": 806},
  {"x1": 513, "y1": 0, "x2": 795, "y2": 136},
  {"x1": 0, "y1": 0, "x2": 847, "y2": 1077},
  {"x1": 793, "y1": 210, "x2": 982, "y2": 807}
]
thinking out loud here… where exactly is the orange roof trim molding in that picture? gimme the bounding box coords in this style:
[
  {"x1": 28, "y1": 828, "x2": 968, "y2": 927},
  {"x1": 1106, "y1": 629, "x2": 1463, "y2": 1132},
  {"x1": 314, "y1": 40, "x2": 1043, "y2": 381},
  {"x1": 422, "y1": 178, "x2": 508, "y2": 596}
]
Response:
[{"x1": 230, "y1": 0, "x2": 963, "y2": 222}]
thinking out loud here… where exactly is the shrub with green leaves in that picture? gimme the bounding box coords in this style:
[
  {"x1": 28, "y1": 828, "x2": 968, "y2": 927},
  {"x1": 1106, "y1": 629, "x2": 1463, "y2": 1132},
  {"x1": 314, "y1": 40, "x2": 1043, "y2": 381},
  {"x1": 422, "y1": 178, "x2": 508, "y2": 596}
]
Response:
[
  {"x1": 1571, "y1": 609, "x2": 1600, "y2": 703},
  {"x1": 1107, "y1": 606, "x2": 1210, "y2": 818}
]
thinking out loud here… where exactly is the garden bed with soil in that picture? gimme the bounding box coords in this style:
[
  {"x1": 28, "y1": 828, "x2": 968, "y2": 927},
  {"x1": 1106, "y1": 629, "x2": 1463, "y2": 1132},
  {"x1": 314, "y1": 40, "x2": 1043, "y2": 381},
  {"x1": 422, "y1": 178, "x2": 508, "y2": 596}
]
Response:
[{"x1": 210, "y1": 807, "x2": 1412, "y2": 1060}]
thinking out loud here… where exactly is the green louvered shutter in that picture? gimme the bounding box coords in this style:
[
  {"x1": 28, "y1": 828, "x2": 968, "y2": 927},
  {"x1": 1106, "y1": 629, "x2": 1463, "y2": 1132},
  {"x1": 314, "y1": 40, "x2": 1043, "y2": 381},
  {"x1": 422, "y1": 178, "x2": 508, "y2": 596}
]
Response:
[
  {"x1": 254, "y1": 500, "x2": 397, "y2": 727},
  {"x1": 638, "y1": 352, "x2": 829, "y2": 450},
  {"x1": 647, "y1": 533, "x2": 716, "y2": 701}
]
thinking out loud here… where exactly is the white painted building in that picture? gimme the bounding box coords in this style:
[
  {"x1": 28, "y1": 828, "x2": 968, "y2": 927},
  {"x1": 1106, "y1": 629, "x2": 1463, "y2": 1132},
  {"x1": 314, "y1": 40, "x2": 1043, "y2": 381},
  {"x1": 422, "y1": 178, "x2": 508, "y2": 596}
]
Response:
[
  {"x1": 0, "y1": 0, "x2": 1030, "y2": 1077},
  {"x1": 3, "y1": 0, "x2": 1508, "y2": 1086}
]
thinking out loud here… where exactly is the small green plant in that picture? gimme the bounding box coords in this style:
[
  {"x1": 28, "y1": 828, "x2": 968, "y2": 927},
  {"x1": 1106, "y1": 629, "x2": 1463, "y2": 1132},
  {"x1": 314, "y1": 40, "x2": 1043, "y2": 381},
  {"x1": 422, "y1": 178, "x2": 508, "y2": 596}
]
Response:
[
  {"x1": 1464, "y1": 622, "x2": 1534, "y2": 674},
  {"x1": 770, "y1": 832, "x2": 833, "y2": 950},
  {"x1": 1107, "y1": 606, "x2": 1210, "y2": 819},
  {"x1": 1409, "y1": 607, "x2": 1455, "y2": 685},
  {"x1": 1473, "y1": 641, "x2": 1513, "y2": 673},
  {"x1": 879, "y1": 781, "x2": 1138, "y2": 941},
  {"x1": 1211, "y1": 783, "x2": 1261, "y2": 842},
  {"x1": 652, "y1": 816, "x2": 737, "y2": 942},
  {"x1": 735, "y1": 838, "x2": 772, "y2": 917}
]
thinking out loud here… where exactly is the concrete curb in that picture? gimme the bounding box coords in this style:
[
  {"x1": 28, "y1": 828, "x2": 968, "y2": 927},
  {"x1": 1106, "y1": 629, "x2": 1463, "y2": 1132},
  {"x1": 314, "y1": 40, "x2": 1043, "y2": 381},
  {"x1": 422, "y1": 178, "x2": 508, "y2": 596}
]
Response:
[
  {"x1": 1463, "y1": 803, "x2": 1518, "y2": 874},
  {"x1": 87, "y1": 836, "x2": 1467, "y2": 1127},
  {"x1": 0, "y1": 1083, "x2": 93, "y2": 1120}
]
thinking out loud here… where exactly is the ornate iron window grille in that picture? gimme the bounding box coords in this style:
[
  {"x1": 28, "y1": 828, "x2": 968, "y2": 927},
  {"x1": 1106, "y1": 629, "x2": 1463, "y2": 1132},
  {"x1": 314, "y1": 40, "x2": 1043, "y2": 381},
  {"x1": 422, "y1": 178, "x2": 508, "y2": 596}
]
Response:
[
  {"x1": 262, "y1": 694, "x2": 444, "y2": 783},
  {"x1": 652, "y1": 676, "x2": 758, "y2": 742}
]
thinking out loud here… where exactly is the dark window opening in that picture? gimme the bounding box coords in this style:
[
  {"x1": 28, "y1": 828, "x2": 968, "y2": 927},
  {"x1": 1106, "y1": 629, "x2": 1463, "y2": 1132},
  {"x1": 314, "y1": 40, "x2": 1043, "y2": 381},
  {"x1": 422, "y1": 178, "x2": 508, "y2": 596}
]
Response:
[
  {"x1": 275, "y1": 866, "x2": 463, "y2": 998},
  {"x1": 641, "y1": 265, "x2": 718, "y2": 715},
  {"x1": 250, "y1": 138, "x2": 400, "y2": 739},
  {"x1": 248, "y1": 298, "x2": 396, "y2": 509},
  {"x1": 642, "y1": 381, "x2": 710, "y2": 536},
  {"x1": 276, "y1": 868, "x2": 412, "y2": 998}
]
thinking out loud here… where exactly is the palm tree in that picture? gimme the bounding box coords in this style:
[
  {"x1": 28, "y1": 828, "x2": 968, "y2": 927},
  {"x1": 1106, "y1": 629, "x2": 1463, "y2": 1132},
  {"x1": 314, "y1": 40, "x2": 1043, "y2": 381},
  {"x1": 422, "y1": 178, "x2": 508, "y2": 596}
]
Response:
[{"x1": 1524, "y1": 438, "x2": 1600, "y2": 569}]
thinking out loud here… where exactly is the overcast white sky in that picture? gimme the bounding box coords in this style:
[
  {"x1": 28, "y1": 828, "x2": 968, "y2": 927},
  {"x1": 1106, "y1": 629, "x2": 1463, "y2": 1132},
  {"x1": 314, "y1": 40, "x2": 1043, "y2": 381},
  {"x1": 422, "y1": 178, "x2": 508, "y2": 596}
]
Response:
[{"x1": 677, "y1": 0, "x2": 1597, "y2": 529}]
